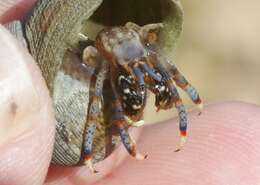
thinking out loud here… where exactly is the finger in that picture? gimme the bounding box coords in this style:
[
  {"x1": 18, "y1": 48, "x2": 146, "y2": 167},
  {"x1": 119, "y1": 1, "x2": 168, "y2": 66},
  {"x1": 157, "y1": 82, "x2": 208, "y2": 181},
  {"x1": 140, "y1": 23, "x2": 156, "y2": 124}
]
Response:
[
  {"x1": 0, "y1": 0, "x2": 36, "y2": 23},
  {"x1": 93, "y1": 102, "x2": 260, "y2": 185},
  {"x1": 0, "y1": 25, "x2": 55, "y2": 185}
]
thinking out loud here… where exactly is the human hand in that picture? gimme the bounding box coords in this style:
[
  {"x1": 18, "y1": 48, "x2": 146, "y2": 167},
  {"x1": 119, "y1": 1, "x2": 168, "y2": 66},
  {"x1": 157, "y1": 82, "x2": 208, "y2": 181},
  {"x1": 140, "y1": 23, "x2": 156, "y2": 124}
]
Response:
[{"x1": 1, "y1": 1, "x2": 260, "y2": 185}]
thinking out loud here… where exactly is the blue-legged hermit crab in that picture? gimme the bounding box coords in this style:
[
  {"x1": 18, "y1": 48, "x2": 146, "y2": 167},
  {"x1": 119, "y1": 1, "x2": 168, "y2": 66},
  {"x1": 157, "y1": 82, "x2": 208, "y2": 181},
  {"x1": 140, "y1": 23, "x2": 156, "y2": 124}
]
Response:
[{"x1": 79, "y1": 22, "x2": 202, "y2": 172}]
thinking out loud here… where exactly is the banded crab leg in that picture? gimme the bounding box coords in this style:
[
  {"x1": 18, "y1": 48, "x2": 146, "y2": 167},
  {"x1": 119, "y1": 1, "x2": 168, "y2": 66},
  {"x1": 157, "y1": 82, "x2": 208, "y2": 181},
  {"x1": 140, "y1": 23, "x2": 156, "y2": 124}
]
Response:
[
  {"x1": 170, "y1": 89, "x2": 189, "y2": 152},
  {"x1": 168, "y1": 62, "x2": 203, "y2": 113},
  {"x1": 110, "y1": 66, "x2": 147, "y2": 160},
  {"x1": 144, "y1": 63, "x2": 189, "y2": 152},
  {"x1": 82, "y1": 46, "x2": 108, "y2": 173}
]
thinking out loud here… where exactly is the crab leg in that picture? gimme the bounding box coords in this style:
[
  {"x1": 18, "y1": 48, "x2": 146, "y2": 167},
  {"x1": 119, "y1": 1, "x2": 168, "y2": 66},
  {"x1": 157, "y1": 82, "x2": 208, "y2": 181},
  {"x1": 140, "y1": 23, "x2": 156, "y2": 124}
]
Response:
[
  {"x1": 142, "y1": 59, "x2": 189, "y2": 151},
  {"x1": 82, "y1": 46, "x2": 108, "y2": 173},
  {"x1": 110, "y1": 68, "x2": 147, "y2": 160},
  {"x1": 174, "y1": 101, "x2": 188, "y2": 152},
  {"x1": 167, "y1": 63, "x2": 203, "y2": 112},
  {"x1": 84, "y1": 63, "x2": 108, "y2": 173},
  {"x1": 166, "y1": 82, "x2": 189, "y2": 152},
  {"x1": 112, "y1": 99, "x2": 147, "y2": 160}
]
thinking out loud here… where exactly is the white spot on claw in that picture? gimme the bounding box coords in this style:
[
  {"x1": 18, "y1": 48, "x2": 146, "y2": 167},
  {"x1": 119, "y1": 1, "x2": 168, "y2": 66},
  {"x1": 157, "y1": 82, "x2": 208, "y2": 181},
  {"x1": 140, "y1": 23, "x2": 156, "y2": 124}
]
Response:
[
  {"x1": 123, "y1": 88, "x2": 130, "y2": 94},
  {"x1": 132, "y1": 104, "x2": 141, "y2": 110},
  {"x1": 159, "y1": 86, "x2": 165, "y2": 92}
]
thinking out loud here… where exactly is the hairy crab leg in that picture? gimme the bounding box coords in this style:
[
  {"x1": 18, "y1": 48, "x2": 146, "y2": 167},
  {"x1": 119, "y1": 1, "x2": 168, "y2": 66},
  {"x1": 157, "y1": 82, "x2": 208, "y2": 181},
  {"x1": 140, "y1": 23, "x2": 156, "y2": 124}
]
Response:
[
  {"x1": 142, "y1": 58, "x2": 189, "y2": 151},
  {"x1": 82, "y1": 46, "x2": 108, "y2": 173},
  {"x1": 160, "y1": 77, "x2": 188, "y2": 152},
  {"x1": 84, "y1": 63, "x2": 108, "y2": 173},
  {"x1": 110, "y1": 68, "x2": 147, "y2": 160},
  {"x1": 167, "y1": 62, "x2": 203, "y2": 113}
]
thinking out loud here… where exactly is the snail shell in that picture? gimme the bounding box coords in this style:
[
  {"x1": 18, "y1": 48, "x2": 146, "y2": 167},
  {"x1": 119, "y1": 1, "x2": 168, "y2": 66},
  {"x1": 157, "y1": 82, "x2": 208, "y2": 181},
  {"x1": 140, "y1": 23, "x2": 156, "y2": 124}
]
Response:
[{"x1": 5, "y1": 0, "x2": 183, "y2": 166}]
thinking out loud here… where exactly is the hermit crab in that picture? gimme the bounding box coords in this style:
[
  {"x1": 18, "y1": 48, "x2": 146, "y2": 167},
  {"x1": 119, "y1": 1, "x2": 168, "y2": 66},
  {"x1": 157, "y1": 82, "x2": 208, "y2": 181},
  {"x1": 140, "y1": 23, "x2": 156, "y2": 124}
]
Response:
[
  {"x1": 67, "y1": 22, "x2": 202, "y2": 172},
  {"x1": 6, "y1": 0, "x2": 202, "y2": 174}
]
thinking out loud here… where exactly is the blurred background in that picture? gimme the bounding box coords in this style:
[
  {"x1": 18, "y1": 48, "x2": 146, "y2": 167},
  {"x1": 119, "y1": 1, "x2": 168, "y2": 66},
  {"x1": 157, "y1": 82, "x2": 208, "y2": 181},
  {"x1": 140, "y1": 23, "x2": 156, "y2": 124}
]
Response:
[{"x1": 145, "y1": 0, "x2": 260, "y2": 123}]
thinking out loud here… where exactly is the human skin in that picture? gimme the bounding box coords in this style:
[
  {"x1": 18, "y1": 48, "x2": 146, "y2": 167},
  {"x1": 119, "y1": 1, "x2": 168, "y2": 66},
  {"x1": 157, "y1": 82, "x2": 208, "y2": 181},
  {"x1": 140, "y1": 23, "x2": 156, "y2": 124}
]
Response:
[{"x1": 1, "y1": 1, "x2": 260, "y2": 185}]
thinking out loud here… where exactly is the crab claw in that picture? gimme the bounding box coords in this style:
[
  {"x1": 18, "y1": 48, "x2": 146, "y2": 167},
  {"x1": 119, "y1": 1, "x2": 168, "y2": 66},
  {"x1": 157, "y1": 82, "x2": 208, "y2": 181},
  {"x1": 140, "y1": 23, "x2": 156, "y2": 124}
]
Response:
[
  {"x1": 84, "y1": 157, "x2": 99, "y2": 173},
  {"x1": 174, "y1": 132, "x2": 187, "y2": 152}
]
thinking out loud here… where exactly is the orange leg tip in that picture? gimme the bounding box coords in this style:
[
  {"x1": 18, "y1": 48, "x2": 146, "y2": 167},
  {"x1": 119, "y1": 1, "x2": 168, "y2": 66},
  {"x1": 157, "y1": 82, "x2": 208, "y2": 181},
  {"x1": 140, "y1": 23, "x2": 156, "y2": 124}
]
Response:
[
  {"x1": 84, "y1": 155, "x2": 91, "y2": 161},
  {"x1": 180, "y1": 130, "x2": 187, "y2": 137}
]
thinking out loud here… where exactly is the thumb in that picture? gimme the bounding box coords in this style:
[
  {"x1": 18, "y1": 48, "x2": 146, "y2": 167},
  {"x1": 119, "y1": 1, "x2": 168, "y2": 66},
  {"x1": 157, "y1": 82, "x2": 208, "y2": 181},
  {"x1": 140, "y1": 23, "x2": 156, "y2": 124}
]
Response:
[{"x1": 0, "y1": 25, "x2": 55, "y2": 185}]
